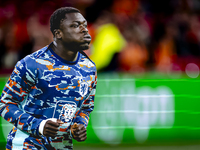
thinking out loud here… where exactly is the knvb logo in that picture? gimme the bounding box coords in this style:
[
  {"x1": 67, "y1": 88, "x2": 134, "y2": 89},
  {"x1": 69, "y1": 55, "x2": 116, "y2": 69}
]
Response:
[
  {"x1": 53, "y1": 101, "x2": 77, "y2": 123},
  {"x1": 79, "y1": 82, "x2": 88, "y2": 97},
  {"x1": 59, "y1": 103, "x2": 77, "y2": 122}
]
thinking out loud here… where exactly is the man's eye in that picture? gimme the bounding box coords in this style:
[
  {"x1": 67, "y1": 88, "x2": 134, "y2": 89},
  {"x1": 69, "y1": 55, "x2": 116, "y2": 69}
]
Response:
[{"x1": 73, "y1": 24, "x2": 79, "y2": 28}]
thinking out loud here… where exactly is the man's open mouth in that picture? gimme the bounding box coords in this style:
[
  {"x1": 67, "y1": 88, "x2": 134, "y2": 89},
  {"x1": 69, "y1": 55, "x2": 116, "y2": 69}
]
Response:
[{"x1": 83, "y1": 35, "x2": 91, "y2": 41}]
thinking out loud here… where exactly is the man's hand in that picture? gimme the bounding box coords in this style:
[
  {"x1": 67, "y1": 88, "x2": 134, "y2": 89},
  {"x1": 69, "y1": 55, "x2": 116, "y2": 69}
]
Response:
[
  {"x1": 70, "y1": 123, "x2": 87, "y2": 142},
  {"x1": 43, "y1": 119, "x2": 63, "y2": 138}
]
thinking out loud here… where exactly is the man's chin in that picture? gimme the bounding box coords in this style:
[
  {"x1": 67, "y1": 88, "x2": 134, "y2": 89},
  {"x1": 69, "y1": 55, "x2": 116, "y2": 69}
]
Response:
[{"x1": 80, "y1": 43, "x2": 90, "y2": 50}]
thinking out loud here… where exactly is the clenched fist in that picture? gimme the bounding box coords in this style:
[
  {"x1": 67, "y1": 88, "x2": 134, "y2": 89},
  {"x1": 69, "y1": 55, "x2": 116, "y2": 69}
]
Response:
[
  {"x1": 43, "y1": 119, "x2": 63, "y2": 138},
  {"x1": 70, "y1": 123, "x2": 87, "y2": 142}
]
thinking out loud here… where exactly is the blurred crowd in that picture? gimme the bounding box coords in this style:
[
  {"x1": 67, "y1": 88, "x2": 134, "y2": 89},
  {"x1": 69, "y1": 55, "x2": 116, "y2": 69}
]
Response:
[{"x1": 1, "y1": 0, "x2": 200, "y2": 75}]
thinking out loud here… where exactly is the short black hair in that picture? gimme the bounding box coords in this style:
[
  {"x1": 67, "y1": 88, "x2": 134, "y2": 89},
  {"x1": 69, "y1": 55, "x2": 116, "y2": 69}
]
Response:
[{"x1": 50, "y1": 7, "x2": 80, "y2": 36}]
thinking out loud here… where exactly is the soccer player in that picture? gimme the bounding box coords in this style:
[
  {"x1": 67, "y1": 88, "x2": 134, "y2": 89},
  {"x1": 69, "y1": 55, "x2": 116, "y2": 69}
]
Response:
[{"x1": 0, "y1": 7, "x2": 97, "y2": 150}]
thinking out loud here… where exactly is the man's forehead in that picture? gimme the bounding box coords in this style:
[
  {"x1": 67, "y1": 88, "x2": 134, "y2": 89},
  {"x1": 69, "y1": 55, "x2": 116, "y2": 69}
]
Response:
[{"x1": 64, "y1": 12, "x2": 86, "y2": 22}]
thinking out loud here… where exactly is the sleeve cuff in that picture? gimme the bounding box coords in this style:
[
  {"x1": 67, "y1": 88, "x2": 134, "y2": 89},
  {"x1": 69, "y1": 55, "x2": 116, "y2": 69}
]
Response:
[
  {"x1": 39, "y1": 120, "x2": 48, "y2": 135},
  {"x1": 39, "y1": 118, "x2": 57, "y2": 135}
]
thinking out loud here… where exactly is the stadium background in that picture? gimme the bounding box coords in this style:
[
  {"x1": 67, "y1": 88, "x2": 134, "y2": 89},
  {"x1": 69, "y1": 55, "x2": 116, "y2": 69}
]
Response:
[{"x1": 0, "y1": 0, "x2": 200, "y2": 149}]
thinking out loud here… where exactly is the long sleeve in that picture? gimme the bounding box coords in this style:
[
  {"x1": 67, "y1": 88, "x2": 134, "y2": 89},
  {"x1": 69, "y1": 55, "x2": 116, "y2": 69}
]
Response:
[
  {"x1": 0, "y1": 59, "x2": 43, "y2": 136},
  {"x1": 74, "y1": 72, "x2": 97, "y2": 127}
]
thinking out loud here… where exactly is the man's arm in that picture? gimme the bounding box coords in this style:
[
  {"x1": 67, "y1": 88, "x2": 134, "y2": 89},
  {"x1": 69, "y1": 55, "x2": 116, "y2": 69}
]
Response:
[
  {"x1": 0, "y1": 60, "x2": 43, "y2": 136},
  {"x1": 74, "y1": 73, "x2": 97, "y2": 127},
  {"x1": 71, "y1": 72, "x2": 97, "y2": 141}
]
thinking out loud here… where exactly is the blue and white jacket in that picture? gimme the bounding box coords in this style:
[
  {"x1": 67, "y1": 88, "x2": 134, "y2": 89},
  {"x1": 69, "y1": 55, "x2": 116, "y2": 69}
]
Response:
[{"x1": 0, "y1": 43, "x2": 97, "y2": 150}]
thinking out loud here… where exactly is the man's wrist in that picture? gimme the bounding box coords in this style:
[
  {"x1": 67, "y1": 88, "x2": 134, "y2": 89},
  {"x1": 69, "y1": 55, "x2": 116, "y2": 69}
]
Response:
[
  {"x1": 39, "y1": 118, "x2": 57, "y2": 135},
  {"x1": 39, "y1": 120, "x2": 48, "y2": 135}
]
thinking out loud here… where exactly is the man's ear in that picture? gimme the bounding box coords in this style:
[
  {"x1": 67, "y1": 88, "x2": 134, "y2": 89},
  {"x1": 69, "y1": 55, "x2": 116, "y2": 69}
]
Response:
[{"x1": 54, "y1": 29, "x2": 62, "y2": 39}]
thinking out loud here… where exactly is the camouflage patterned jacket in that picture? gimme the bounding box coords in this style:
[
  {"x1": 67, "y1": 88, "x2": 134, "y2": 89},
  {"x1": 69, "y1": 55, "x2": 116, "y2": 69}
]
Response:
[{"x1": 0, "y1": 43, "x2": 97, "y2": 150}]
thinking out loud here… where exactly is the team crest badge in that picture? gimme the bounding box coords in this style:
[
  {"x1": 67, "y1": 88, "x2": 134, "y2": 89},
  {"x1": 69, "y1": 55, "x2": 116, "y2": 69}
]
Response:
[
  {"x1": 59, "y1": 103, "x2": 77, "y2": 122},
  {"x1": 79, "y1": 82, "x2": 88, "y2": 97},
  {"x1": 53, "y1": 101, "x2": 77, "y2": 123}
]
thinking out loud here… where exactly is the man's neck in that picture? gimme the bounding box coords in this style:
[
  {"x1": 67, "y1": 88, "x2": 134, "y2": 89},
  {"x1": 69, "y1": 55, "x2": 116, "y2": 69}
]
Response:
[{"x1": 52, "y1": 41, "x2": 78, "y2": 62}]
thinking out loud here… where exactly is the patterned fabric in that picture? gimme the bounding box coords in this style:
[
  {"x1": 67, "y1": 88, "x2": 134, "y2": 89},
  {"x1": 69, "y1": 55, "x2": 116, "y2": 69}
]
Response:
[{"x1": 0, "y1": 43, "x2": 97, "y2": 150}]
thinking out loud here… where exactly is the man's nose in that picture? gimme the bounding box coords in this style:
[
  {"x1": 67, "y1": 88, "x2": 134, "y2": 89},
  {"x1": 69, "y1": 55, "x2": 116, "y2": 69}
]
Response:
[{"x1": 80, "y1": 25, "x2": 88, "y2": 32}]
